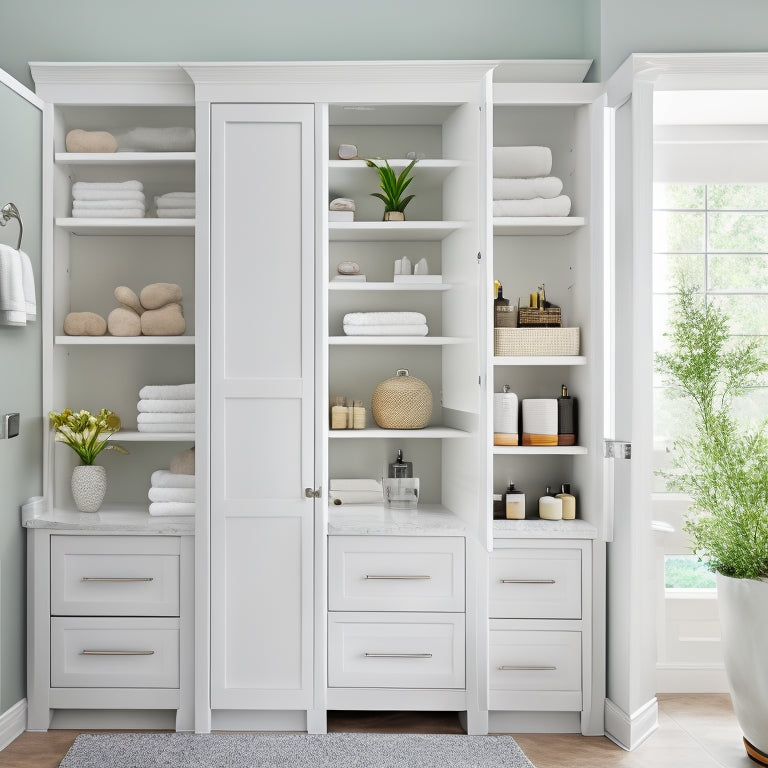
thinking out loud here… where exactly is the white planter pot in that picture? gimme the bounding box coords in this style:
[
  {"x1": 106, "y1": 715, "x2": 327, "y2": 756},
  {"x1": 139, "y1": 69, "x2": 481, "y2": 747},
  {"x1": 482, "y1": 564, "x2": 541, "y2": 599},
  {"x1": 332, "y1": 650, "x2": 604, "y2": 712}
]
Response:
[
  {"x1": 71, "y1": 464, "x2": 107, "y2": 513},
  {"x1": 716, "y1": 572, "x2": 768, "y2": 763}
]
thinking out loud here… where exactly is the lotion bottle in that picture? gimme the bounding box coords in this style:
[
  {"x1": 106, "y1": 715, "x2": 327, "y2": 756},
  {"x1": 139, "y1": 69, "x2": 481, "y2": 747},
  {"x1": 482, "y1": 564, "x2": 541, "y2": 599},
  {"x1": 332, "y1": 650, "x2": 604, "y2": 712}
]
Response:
[
  {"x1": 538, "y1": 486, "x2": 563, "y2": 520},
  {"x1": 504, "y1": 482, "x2": 525, "y2": 520},
  {"x1": 556, "y1": 483, "x2": 576, "y2": 520}
]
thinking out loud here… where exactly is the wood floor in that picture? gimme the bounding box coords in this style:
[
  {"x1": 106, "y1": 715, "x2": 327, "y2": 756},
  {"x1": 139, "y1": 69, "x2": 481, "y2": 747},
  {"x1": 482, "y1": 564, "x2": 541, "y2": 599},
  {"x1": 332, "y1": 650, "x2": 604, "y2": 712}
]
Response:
[{"x1": 0, "y1": 694, "x2": 752, "y2": 767}]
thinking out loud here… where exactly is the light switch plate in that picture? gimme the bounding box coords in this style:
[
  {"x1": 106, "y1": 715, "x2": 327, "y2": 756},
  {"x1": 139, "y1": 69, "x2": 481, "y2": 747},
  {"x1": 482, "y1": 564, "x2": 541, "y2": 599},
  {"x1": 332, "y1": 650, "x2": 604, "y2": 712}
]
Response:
[{"x1": 1, "y1": 413, "x2": 20, "y2": 439}]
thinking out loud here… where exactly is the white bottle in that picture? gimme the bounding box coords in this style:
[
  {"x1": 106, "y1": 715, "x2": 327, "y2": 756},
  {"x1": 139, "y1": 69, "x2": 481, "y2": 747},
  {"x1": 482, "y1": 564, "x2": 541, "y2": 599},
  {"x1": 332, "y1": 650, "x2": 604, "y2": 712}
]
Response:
[{"x1": 538, "y1": 487, "x2": 563, "y2": 520}]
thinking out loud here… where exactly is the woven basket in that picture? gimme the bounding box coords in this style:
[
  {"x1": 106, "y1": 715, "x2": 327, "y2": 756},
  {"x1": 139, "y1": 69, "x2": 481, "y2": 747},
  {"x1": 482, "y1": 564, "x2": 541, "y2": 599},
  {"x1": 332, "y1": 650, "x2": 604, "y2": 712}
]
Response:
[
  {"x1": 518, "y1": 306, "x2": 562, "y2": 327},
  {"x1": 371, "y1": 369, "x2": 433, "y2": 429},
  {"x1": 494, "y1": 327, "x2": 580, "y2": 357}
]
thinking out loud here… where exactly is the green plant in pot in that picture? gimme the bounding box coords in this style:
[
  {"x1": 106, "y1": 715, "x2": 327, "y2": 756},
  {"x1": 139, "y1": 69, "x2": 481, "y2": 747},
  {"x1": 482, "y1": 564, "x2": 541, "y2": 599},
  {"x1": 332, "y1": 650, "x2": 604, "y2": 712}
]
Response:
[
  {"x1": 365, "y1": 157, "x2": 416, "y2": 221},
  {"x1": 655, "y1": 285, "x2": 768, "y2": 764}
]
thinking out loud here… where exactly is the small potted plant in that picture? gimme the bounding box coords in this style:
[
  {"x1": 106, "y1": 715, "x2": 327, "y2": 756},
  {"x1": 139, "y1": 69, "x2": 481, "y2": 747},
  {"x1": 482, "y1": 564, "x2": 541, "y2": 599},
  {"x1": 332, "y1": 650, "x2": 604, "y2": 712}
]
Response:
[
  {"x1": 365, "y1": 157, "x2": 417, "y2": 221},
  {"x1": 49, "y1": 407, "x2": 127, "y2": 512}
]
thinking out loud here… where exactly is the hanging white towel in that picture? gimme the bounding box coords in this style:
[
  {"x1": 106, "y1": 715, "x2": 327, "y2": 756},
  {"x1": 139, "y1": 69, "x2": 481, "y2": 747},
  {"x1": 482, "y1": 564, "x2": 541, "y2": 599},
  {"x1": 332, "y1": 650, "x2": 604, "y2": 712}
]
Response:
[
  {"x1": 0, "y1": 243, "x2": 27, "y2": 326},
  {"x1": 151, "y1": 469, "x2": 195, "y2": 489},
  {"x1": 493, "y1": 146, "x2": 553, "y2": 178},
  {"x1": 72, "y1": 180, "x2": 143, "y2": 193},
  {"x1": 137, "y1": 398, "x2": 196, "y2": 413},
  {"x1": 19, "y1": 250, "x2": 36, "y2": 322},
  {"x1": 148, "y1": 486, "x2": 195, "y2": 503},
  {"x1": 492, "y1": 176, "x2": 563, "y2": 200},
  {"x1": 343, "y1": 323, "x2": 429, "y2": 337},
  {"x1": 137, "y1": 412, "x2": 195, "y2": 424},
  {"x1": 343, "y1": 311, "x2": 427, "y2": 326},
  {"x1": 148, "y1": 501, "x2": 196, "y2": 517},
  {"x1": 492, "y1": 196, "x2": 572, "y2": 218},
  {"x1": 139, "y1": 383, "x2": 195, "y2": 400}
]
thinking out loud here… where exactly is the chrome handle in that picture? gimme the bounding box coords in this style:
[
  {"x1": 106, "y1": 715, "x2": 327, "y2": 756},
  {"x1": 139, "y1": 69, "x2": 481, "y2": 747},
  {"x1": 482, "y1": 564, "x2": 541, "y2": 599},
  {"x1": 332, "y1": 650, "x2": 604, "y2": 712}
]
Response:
[
  {"x1": 500, "y1": 578, "x2": 556, "y2": 584},
  {"x1": 499, "y1": 665, "x2": 557, "y2": 671},
  {"x1": 81, "y1": 577, "x2": 154, "y2": 583},
  {"x1": 364, "y1": 575, "x2": 431, "y2": 580},
  {"x1": 364, "y1": 653, "x2": 433, "y2": 659},
  {"x1": 81, "y1": 650, "x2": 155, "y2": 656}
]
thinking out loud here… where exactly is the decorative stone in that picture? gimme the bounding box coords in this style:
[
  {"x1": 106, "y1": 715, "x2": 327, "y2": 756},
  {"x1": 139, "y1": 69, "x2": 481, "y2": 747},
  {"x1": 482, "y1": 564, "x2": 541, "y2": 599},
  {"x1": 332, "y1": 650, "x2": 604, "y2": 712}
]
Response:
[
  {"x1": 140, "y1": 282, "x2": 182, "y2": 310},
  {"x1": 330, "y1": 197, "x2": 356, "y2": 211},
  {"x1": 140, "y1": 303, "x2": 185, "y2": 336},
  {"x1": 337, "y1": 261, "x2": 360, "y2": 275},
  {"x1": 65, "y1": 129, "x2": 118, "y2": 153},
  {"x1": 63, "y1": 311, "x2": 106, "y2": 336},
  {"x1": 107, "y1": 307, "x2": 141, "y2": 336},
  {"x1": 114, "y1": 286, "x2": 144, "y2": 315},
  {"x1": 71, "y1": 465, "x2": 107, "y2": 513},
  {"x1": 338, "y1": 143, "x2": 358, "y2": 160}
]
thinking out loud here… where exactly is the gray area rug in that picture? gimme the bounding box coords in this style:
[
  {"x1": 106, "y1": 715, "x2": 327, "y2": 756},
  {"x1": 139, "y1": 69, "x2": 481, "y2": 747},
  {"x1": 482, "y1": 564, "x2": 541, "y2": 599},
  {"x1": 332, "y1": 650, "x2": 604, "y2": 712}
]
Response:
[{"x1": 60, "y1": 732, "x2": 536, "y2": 768}]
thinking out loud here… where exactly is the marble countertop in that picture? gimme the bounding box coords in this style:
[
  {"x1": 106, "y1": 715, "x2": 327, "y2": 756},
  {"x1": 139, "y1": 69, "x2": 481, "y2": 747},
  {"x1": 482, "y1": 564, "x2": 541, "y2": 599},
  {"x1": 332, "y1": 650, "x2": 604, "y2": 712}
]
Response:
[
  {"x1": 328, "y1": 504, "x2": 468, "y2": 536},
  {"x1": 493, "y1": 518, "x2": 597, "y2": 539},
  {"x1": 22, "y1": 503, "x2": 195, "y2": 534}
]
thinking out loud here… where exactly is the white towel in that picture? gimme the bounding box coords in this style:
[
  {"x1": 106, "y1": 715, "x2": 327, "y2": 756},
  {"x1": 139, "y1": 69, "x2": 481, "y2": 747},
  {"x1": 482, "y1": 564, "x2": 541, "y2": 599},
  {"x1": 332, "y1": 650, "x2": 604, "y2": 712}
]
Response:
[
  {"x1": 151, "y1": 469, "x2": 195, "y2": 489},
  {"x1": 0, "y1": 244, "x2": 26, "y2": 325},
  {"x1": 343, "y1": 324, "x2": 429, "y2": 336},
  {"x1": 137, "y1": 422, "x2": 195, "y2": 433},
  {"x1": 72, "y1": 180, "x2": 143, "y2": 193},
  {"x1": 155, "y1": 192, "x2": 196, "y2": 208},
  {"x1": 493, "y1": 146, "x2": 552, "y2": 178},
  {"x1": 148, "y1": 486, "x2": 195, "y2": 503},
  {"x1": 156, "y1": 208, "x2": 195, "y2": 218},
  {"x1": 492, "y1": 176, "x2": 563, "y2": 200},
  {"x1": 115, "y1": 126, "x2": 195, "y2": 152},
  {"x1": 73, "y1": 197, "x2": 146, "y2": 209},
  {"x1": 138, "y1": 412, "x2": 195, "y2": 424},
  {"x1": 493, "y1": 196, "x2": 572, "y2": 217},
  {"x1": 72, "y1": 190, "x2": 146, "y2": 202},
  {"x1": 138, "y1": 398, "x2": 196, "y2": 413},
  {"x1": 19, "y1": 250, "x2": 36, "y2": 322},
  {"x1": 74, "y1": 208, "x2": 146, "y2": 219},
  {"x1": 149, "y1": 501, "x2": 195, "y2": 517},
  {"x1": 139, "y1": 383, "x2": 195, "y2": 400},
  {"x1": 343, "y1": 311, "x2": 427, "y2": 326}
]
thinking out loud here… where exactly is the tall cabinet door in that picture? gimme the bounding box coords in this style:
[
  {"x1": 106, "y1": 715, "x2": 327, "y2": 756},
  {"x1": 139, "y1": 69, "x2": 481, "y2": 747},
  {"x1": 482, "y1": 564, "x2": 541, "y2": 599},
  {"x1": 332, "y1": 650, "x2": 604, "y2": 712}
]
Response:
[{"x1": 209, "y1": 104, "x2": 315, "y2": 709}]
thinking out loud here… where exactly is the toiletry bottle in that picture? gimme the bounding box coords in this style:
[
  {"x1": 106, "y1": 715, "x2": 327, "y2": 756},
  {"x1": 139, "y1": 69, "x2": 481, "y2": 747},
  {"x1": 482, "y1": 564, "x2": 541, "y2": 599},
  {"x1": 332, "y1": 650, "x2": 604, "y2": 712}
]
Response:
[
  {"x1": 556, "y1": 483, "x2": 576, "y2": 520},
  {"x1": 504, "y1": 482, "x2": 525, "y2": 520},
  {"x1": 389, "y1": 448, "x2": 413, "y2": 478},
  {"x1": 493, "y1": 384, "x2": 519, "y2": 446},
  {"x1": 494, "y1": 282, "x2": 510, "y2": 327},
  {"x1": 538, "y1": 486, "x2": 563, "y2": 520},
  {"x1": 557, "y1": 385, "x2": 577, "y2": 446}
]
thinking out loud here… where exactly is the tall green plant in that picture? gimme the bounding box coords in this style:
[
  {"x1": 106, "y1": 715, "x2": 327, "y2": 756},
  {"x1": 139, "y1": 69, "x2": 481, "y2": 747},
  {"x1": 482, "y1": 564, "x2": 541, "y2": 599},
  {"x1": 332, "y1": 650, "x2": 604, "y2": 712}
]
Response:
[
  {"x1": 656, "y1": 285, "x2": 768, "y2": 580},
  {"x1": 365, "y1": 158, "x2": 416, "y2": 214}
]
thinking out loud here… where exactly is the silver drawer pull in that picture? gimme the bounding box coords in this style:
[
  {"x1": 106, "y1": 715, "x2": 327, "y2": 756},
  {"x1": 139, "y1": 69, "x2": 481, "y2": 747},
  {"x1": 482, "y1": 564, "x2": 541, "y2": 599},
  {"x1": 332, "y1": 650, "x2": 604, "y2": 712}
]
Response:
[
  {"x1": 81, "y1": 577, "x2": 154, "y2": 583},
  {"x1": 500, "y1": 578, "x2": 556, "y2": 584},
  {"x1": 499, "y1": 665, "x2": 557, "y2": 671},
  {"x1": 364, "y1": 575, "x2": 431, "y2": 580},
  {"x1": 364, "y1": 653, "x2": 433, "y2": 659},
  {"x1": 81, "y1": 650, "x2": 155, "y2": 656}
]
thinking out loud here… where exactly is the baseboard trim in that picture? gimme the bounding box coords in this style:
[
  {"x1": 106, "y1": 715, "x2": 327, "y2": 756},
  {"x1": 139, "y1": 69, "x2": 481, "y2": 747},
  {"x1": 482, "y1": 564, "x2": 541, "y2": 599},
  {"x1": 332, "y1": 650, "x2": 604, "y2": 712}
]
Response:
[
  {"x1": 655, "y1": 663, "x2": 729, "y2": 693},
  {"x1": 0, "y1": 699, "x2": 27, "y2": 752},
  {"x1": 604, "y1": 697, "x2": 658, "y2": 751}
]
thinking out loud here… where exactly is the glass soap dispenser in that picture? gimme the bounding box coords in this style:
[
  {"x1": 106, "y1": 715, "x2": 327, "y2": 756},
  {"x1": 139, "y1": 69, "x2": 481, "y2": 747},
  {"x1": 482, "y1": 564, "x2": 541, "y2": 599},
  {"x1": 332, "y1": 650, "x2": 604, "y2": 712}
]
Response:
[{"x1": 383, "y1": 448, "x2": 419, "y2": 509}]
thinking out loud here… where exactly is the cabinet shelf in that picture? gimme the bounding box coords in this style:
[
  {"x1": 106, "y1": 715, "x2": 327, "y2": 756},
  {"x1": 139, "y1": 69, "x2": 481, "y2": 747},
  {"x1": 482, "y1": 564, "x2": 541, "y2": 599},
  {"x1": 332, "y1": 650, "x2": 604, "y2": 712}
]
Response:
[
  {"x1": 56, "y1": 218, "x2": 194, "y2": 236},
  {"x1": 330, "y1": 426, "x2": 469, "y2": 439},
  {"x1": 329, "y1": 336, "x2": 468, "y2": 346},
  {"x1": 55, "y1": 152, "x2": 196, "y2": 165},
  {"x1": 493, "y1": 355, "x2": 586, "y2": 366},
  {"x1": 55, "y1": 336, "x2": 195, "y2": 346},
  {"x1": 328, "y1": 159, "x2": 462, "y2": 192},
  {"x1": 329, "y1": 282, "x2": 450, "y2": 292},
  {"x1": 329, "y1": 221, "x2": 464, "y2": 242},
  {"x1": 493, "y1": 446, "x2": 588, "y2": 455},
  {"x1": 493, "y1": 217, "x2": 585, "y2": 236},
  {"x1": 116, "y1": 431, "x2": 195, "y2": 442}
]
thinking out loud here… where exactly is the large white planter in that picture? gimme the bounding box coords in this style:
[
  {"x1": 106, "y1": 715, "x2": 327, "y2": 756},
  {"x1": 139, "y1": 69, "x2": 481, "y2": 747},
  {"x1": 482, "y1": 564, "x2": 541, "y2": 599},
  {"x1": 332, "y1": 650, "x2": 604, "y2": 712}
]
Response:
[
  {"x1": 71, "y1": 464, "x2": 107, "y2": 513},
  {"x1": 716, "y1": 572, "x2": 768, "y2": 763}
]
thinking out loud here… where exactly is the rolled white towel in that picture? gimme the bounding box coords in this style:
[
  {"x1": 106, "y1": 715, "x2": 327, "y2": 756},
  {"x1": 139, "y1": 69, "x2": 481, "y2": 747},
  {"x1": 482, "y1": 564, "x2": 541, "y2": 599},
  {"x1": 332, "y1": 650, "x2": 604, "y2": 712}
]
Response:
[
  {"x1": 115, "y1": 126, "x2": 195, "y2": 152},
  {"x1": 492, "y1": 196, "x2": 572, "y2": 218},
  {"x1": 343, "y1": 323, "x2": 429, "y2": 336},
  {"x1": 151, "y1": 469, "x2": 195, "y2": 489},
  {"x1": 148, "y1": 486, "x2": 195, "y2": 503},
  {"x1": 0, "y1": 244, "x2": 26, "y2": 326},
  {"x1": 74, "y1": 208, "x2": 146, "y2": 218},
  {"x1": 156, "y1": 208, "x2": 195, "y2": 218},
  {"x1": 73, "y1": 198, "x2": 146, "y2": 209},
  {"x1": 149, "y1": 501, "x2": 195, "y2": 517},
  {"x1": 155, "y1": 192, "x2": 196, "y2": 208},
  {"x1": 139, "y1": 383, "x2": 195, "y2": 400},
  {"x1": 138, "y1": 398, "x2": 195, "y2": 413},
  {"x1": 493, "y1": 146, "x2": 552, "y2": 178},
  {"x1": 137, "y1": 422, "x2": 195, "y2": 433},
  {"x1": 72, "y1": 180, "x2": 143, "y2": 193},
  {"x1": 73, "y1": 190, "x2": 146, "y2": 202},
  {"x1": 343, "y1": 311, "x2": 427, "y2": 326},
  {"x1": 138, "y1": 412, "x2": 195, "y2": 424},
  {"x1": 492, "y1": 176, "x2": 563, "y2": 200}
]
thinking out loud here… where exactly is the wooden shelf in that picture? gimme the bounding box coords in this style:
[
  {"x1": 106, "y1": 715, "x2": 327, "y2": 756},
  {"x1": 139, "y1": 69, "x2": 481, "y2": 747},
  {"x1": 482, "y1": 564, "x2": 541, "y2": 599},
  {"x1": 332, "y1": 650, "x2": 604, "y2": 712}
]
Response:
[
  {"x1": 493, "y1": 445, "x2": 588, "y2": 455},
  {"x1": 329, "y1": 281, "x2": 450, "y2": 292},
  {"x1": 329, "y1": 221, "x2": 464, "y2": 242},
  {"x1": 329, "y1": 336, "x2": 468, "y2": 346},
  {"x1": 493, "y1": 217, "x2": 585, "y2": 236},
  {"x1": 116, "y1": 431, "x2": 195, "y2": 442},
  {"x1": 329, "y1": 426, "x2": 470, "y2": 439},
  {"x1": 493, "y1": 355, "x2": 586, "y2": 366},
  {"x1": 55, "y1": 336, "x2": 195, "y2": 345},
  {"x1": 56, "y1": 218, "x2": 194, "y2": 236}
]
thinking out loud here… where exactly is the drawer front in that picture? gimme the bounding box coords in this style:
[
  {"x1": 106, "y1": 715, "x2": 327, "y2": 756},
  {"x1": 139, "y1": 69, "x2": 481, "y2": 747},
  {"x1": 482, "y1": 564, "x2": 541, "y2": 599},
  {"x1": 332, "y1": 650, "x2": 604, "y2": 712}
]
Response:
[
  {"x1": 328, "y1": 612, "x2": 465, "y2": 689},
  {"x1": 329, "y1": 536, "x2": 465, "y2": 612},
  {"x1": 51, "y1": 535, "x2": 180, "y2": 616},
  {"x1": 50, "y1": 617, "x2": 179, "y2": 688},
  {"x1": 489, "y1": 548, "x2": 581, "y2": 619}
]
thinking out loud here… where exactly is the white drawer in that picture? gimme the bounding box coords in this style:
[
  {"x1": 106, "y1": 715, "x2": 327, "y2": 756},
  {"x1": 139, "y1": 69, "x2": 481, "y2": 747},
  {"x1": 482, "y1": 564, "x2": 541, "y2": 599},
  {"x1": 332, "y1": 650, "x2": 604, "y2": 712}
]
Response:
[
  {"x1": 328, "y1": 536, "x2": 465, "y2": 612},
  {"x1": 50, "y1": 617, "x2": 179, "y2": 689},
  {"x1": 490, "y1": 548, "x2": 581, "y2": 619},
  {"x1": 489, "y1": 629, "x2": 582, "y2": 711},
  {"x1": 328, "y1": 612, "x2": 465, "y2": 689},
  {"x1": 51, "y1": 535, "x2": 180, "y2": 617}
]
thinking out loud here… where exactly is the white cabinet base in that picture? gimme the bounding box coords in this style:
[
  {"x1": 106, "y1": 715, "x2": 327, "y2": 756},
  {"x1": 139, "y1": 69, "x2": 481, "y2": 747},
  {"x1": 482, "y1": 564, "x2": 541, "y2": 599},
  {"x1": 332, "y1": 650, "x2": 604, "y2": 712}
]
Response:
[
  {"x1": 326, "y1": 688, "x2": 468, "y2": 711},
  {"x1": 488, "y1": 710, "x2": 582, "y2": 734}
]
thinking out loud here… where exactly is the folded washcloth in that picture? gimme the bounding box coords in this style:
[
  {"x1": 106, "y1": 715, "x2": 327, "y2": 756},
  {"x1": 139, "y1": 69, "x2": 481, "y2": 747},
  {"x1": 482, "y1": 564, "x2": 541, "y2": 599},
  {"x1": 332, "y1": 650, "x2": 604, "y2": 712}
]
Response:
[
  {"x1": 492, "y1": 176, "x2": 563, "y2": 200},
  {"x1": 149, "y1": 501, "x2": 195, "y2": 517},
  {"x1": 493, "y1": 146, "x2": 552, "y2": 178},
  {"x1": 343, "y1": 323, "x2": 429, "y2": 336},
  {"x1": 156, "y1": 208, "x2": 195, "y2": 218},
  {"x1": 151, "y1": 469, "x2": 195, "y2": 489},
  {"x1": 138, "y1": 398, "x2": 196, "y2": 413},
  {"x1": 343, "y1": 311, "x2": 427, "y2": 326},
  {"x1": 72, "y1": 180, "x2": 143, "y2": 193},
  {"x1": 73, "y1": 197, "x2": 146, "y2": 209},
  {"x1": 72, "y1": 190, "x2": 146, "y2": 202},
  {"x1": 19, "y1": 249, "x2": 35, "y2": 322},
  {"x1": 138, "y1": 412, "x2": 195, "y2": 424},
  {"x1": 74, "y1": 208, "x2": 146, "y2": 218},
  {"x1": 148, "y1": 486, "x2": 195, "y2": 503},
  {"x1": 492, "y1": 196, "x2": 572, "y2": 218},
  {"x1": 0, "y1": 244, "x2": 26, "y2": 326},
  {"x1": 139, "y1": 383, "x2": 195, "y2": 400},
  {"x1": 115, "y1": 126, "x2": 195, "y2": 152},
  {"x1": 137, "y1": 422, "x2": 195, "y2": 433},
  {"x1": 155, "y1": 192, "x2": 196, "y2": 208}
]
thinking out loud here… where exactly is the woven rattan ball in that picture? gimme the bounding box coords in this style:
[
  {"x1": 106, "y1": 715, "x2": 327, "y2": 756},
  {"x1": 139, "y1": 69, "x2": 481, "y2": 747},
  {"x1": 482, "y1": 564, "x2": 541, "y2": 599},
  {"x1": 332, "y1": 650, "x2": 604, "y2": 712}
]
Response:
[{"x1": 371, "y1": 369, "x2": 433, "y2": 429}]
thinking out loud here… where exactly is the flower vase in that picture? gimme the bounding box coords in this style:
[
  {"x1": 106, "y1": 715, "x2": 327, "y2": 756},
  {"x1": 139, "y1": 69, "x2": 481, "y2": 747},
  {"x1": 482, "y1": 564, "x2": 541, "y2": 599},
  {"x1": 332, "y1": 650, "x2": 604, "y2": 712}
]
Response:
[{"x1": 71, "y1": 464, "x2": 107, "y2": 512}]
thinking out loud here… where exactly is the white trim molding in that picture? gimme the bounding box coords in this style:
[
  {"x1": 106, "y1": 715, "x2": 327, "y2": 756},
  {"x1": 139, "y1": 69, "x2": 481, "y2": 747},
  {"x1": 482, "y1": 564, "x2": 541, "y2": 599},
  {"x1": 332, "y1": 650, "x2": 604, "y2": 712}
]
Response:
[
  {"x1": 604, "y1": 697, "x2": 659, "y2": 751},
  {"x1": 0, "y1": 699, "x2": 27, "y2": 751}
]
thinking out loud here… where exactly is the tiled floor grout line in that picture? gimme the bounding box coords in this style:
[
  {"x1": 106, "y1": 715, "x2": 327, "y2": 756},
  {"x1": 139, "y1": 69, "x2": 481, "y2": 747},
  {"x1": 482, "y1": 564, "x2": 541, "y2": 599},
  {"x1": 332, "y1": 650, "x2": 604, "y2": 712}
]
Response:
[{"x1": 658, "y1": 702, "x2": 740, "y2": 768}]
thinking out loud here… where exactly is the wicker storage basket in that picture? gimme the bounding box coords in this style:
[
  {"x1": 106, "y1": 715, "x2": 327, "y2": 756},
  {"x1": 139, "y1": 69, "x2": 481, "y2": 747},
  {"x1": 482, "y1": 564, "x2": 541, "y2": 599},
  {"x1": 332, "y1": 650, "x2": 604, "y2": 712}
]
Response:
[
  {"x1": 372, "y1": 369, "x2": 433, "y2": 429},
  {"x1": 494, "y1": 327, "x2": 580, "y2": 357},
  {"x1": 518, "y1": 306, "x2": 562, "y2": 327}
]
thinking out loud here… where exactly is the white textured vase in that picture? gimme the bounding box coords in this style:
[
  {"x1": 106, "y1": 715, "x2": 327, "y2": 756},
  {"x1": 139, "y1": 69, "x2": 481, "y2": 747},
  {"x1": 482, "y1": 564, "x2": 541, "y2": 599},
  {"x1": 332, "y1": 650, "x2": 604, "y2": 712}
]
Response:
[
  {"x1": 716, "y1": 573, "x2": 768, "y2": 762},
  {"x1": 71, "y1": 464, "x2": 107, "y2": 513}
]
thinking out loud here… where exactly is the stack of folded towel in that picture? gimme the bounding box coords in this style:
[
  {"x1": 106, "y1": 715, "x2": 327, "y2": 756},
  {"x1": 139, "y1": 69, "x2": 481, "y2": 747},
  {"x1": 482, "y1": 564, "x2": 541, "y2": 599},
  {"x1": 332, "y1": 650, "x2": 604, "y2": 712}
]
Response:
[
  {"x1": 492, "y1": 146, "x2": 572, "y2": 217},
  {"x1": 72, "y1": 180, "x2": 146, "y2": 218},
  {"x1": 148, "y1": 469, "x2": 195, "y2": 517},
  {"x1": 137, "y1": 382, "x2": 195, "y2": 433},
  {"x1": 0, "y1": 244, "x2": 35, "y2": 326},
  {"x1": 154, "y1": 191, "x2": 195, "y2": 219},
  {"x1": 343, "y1": 311, "x2": 428, "y2": 337}
]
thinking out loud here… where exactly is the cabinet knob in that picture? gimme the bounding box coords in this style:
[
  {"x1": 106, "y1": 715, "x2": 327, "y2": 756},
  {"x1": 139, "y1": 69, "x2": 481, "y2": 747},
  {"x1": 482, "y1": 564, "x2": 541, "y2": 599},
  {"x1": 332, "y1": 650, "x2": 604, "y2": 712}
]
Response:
[{"x1": 304, "y1": 487, "x2": 321, "y2": 498}]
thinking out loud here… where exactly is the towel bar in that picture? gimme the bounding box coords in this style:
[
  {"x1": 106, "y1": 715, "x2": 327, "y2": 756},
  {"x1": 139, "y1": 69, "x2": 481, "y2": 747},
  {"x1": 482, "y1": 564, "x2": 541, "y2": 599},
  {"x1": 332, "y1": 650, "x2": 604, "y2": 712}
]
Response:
[{"x1": 0, "y1": 202, "x2": 23, "y2": 249}]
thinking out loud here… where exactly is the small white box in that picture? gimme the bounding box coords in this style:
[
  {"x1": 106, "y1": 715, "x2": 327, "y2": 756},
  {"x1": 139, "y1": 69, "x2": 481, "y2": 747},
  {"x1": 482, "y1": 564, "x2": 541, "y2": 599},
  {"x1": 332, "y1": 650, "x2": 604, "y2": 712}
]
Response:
[{"x1": 329, "y1": 210, "x2": 354, "y2": 222}]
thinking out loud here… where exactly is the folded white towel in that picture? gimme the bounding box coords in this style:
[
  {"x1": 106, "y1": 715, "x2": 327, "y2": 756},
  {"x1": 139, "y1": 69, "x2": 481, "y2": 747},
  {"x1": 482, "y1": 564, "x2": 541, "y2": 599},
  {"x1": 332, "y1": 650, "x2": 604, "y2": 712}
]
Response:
[
  {"x1": 149, "y1": 501, "x2": 195, "y2": 517},
  {"x1": 138, "y1": 412, "x2": 195, "y2": 424},
  {"x1": 492, "y1": 176, "x2": 563, "y2": 200},
  {"x1": 343, "y1": 323, "x2": 429, "y2": 336},
  {"x1": 148, "y1": 486, "x2": 195, "y2": 503},
  {"x1": 155, "y1": 192, "x2": 196, "y2": 208},
  {"x1": 0, "y1": 244, "x2": 26, "y2": 326},
  {"x1": 19, "y1": 250, "x2": 35, "y2": 322},
  {"x1": 115, "y1": 126, "x2": 195, "y2": 152},
  {"x1": 343, "y1": 311, "x2": 427, "y2": 326},
  {"x1": 138, "y1": 398, "x2": 196, "y2": 413},
  {"x1": 492, "y1": 196, "x2": 572, "y2": 217},
  {"x1": 139, "y1": 383, "x2": 195, "y2": 400},
  {"x1": 74, "y1": 208, "x2": 146, "y2": 219},
  {"x1": 151, "y1": 469, "x2": 195, "y2": 489},
  {"x1": 156, "y1": 208, "x2": 195, "y2": 218},
  {"x1": 73, "y1": 197, "x2": 146, "y2": 209},
  {"x1": 72, "y1": 180, "x2": 143, "y2": 193},
  {"x1": 73, "y1": 190, "x2": 146, "y2": 202},
  {"x1": 137, "y1": 422, "x2": 195, "y2": 433},
  {"x1": 493, "y1": 146, "x2": 552, "y2": 178}
]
